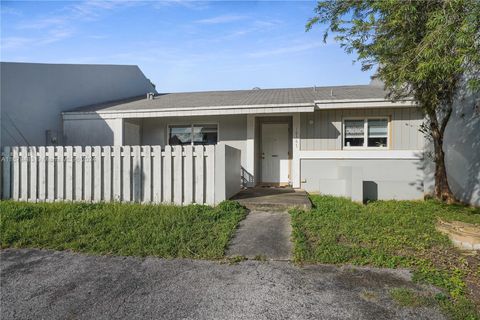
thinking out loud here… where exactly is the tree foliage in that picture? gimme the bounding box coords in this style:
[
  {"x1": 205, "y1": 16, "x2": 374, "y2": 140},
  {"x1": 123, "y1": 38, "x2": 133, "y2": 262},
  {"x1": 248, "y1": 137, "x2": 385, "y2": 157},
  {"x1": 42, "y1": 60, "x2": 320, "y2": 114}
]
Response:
[{"x1": 307, "y1": 0, "x2": 480, "y2": 202}]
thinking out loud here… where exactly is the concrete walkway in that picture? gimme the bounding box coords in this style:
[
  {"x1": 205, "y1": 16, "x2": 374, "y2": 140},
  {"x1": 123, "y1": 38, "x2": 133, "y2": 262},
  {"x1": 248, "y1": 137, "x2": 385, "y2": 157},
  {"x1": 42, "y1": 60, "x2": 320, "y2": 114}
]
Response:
[
  {"x1": 227, "y1": 210, "x2": 292, "y2": 260},
  {"x1": 1, "y1": 249, "x2": 445, "y2": 320},
  {"x1": 228, "y1": 187, "x2": 311, "y2": 260}
]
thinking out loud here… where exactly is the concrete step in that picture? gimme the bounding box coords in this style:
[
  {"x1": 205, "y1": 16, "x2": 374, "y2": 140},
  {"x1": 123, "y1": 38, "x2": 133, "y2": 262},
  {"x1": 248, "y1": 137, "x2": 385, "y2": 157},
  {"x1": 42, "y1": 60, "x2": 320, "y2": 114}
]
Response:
[
  {"x1": 232, "y1": 187, "x2": 312, "y2": 212},
  {"x1": 236, "y1": 201, "x2": 310, "y2": 212}
]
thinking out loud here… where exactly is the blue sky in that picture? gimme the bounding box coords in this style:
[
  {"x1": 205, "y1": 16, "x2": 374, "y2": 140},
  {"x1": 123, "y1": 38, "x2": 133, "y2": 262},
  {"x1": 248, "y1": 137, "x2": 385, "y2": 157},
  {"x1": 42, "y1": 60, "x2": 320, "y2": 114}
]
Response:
[{"x1": 1, "y1": 0, "x2": 374, "y2": 92}]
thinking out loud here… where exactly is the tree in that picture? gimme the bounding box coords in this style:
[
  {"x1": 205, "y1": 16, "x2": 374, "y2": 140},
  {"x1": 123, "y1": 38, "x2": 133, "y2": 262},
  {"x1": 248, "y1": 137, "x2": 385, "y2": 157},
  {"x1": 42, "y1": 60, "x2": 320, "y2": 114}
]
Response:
[{"x1": 307, "y1": 0, "x2": 480, "y2": 203}]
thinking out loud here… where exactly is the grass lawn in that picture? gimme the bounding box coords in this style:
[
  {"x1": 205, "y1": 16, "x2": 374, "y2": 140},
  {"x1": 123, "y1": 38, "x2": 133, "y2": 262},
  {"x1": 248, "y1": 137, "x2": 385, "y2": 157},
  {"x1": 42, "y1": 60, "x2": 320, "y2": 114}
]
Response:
[
  {"x1": 291, "y1": 195, "x2": 480, "y2": 320},
  {"x1": 0, "y1": 200, "x2": 247, "y2": 259}
]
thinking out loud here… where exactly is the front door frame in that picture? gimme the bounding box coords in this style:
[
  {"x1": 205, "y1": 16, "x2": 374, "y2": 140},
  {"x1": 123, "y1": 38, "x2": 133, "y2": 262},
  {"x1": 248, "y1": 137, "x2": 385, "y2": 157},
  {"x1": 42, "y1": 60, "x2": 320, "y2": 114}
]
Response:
[
  {"x1": 245, "y1": 113, "x2": 301, "y2": 188},
  {"x1": 256, "y1": 116, "x2": 292, "y2": 186}
]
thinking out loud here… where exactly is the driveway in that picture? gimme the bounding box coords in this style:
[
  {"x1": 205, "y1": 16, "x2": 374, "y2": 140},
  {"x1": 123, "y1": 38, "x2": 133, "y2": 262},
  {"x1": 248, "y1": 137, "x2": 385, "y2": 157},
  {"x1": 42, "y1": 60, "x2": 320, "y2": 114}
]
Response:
[{"x1": 1, "y1": 249, "x2": 445, "y2": 320}]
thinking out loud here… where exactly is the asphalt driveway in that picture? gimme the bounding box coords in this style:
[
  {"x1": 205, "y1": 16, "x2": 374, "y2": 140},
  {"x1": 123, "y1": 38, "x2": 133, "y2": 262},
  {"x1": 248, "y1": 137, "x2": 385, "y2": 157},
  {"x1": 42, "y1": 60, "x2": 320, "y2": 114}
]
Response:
[{"x1": 1, "y1": 249, "x2": 445, "y2": 320}]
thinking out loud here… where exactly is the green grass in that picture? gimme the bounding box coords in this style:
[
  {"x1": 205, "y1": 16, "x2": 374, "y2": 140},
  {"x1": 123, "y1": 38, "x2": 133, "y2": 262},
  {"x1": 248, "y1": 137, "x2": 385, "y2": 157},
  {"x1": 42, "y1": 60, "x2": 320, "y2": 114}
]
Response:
[
  {"x1": 290, "y1": 195, "x2": 480, "y2": 319},
  {"x1": 389, "y1": 287, "x2": 435, "y2": 307},
  {"x1": 0, "y1": 200, "x2": 247, "y2": 259}
]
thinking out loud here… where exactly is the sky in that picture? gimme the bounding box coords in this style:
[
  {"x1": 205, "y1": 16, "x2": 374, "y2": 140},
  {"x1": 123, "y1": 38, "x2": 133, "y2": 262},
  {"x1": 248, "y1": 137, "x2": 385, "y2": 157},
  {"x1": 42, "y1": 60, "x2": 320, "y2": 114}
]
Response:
[{"x1": 0, "y1": 0, "x2": 375, "y2": 92}]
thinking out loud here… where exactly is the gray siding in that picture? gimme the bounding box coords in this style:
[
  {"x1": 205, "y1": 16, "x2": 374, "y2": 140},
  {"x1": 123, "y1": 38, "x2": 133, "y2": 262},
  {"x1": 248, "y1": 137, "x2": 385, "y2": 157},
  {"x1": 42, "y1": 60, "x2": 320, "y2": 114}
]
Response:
[
  {"x1": 300, "y1": 107, "x2": 424, "y2": 150},
  {"x1": 142, "y1": 115, "x2": 248, "y2": 168}
]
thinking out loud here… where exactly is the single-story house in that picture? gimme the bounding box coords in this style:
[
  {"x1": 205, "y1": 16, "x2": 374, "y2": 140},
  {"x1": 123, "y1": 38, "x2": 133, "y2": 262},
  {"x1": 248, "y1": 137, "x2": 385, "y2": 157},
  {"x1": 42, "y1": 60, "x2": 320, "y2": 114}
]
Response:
[
  {"x1": 2, "y1": 62, "x2": 477, "y2": 205},
  {"x1": 62, "y1": 82, "x2": 425, "y2": 201}
]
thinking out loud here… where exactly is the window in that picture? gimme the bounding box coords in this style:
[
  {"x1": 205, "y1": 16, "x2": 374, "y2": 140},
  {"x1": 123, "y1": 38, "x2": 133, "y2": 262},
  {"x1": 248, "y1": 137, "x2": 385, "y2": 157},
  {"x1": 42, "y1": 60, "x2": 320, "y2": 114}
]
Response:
[
  {"x1": 367, "y1": 119, "x2": 388, "y2": 147},
  {"x1": 169, "y1": 124, "x2": 218, "y2": 146},
  {"x1": 169, "y1": 125, "x2": 192, "y2": 145},
  {"x1": 344, "y1": 118, "x2": 388, "y2": 148},
  {"x1": 344, "y1": 120, "x2": 365, "y2": 147},
  {"x1": 193, "y1": 124, "x2": 218, "y2": 145}
]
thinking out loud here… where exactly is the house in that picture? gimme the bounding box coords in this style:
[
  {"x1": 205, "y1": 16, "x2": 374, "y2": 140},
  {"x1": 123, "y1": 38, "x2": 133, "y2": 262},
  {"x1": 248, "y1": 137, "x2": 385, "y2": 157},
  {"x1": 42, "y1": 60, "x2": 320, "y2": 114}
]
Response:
[
  {"x1": 62, "y1": 81, "x2": 426, "y2": 202},
  {"x1": 0, "y1": 62, "x2": 156, "y2": 149},
  {"x1": 3, "y1": 62, "x2": 477, "y2": 204}
]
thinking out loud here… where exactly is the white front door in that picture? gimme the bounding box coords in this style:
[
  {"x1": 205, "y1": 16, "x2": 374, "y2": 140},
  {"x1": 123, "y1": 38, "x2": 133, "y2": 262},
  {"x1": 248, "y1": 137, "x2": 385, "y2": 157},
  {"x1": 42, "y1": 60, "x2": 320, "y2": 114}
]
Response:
[{"x1": 261, "y1": 123, "x2": 289, "y2": 184}]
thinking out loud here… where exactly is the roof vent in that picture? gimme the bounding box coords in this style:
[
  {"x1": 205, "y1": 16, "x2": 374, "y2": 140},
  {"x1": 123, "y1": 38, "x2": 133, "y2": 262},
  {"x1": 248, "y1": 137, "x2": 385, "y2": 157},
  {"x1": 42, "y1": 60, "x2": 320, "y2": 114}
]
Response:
[
  {"x1": 252, "y1": 87, "x2": 261, "y2": 90},
  {"x1": 146, "y1": 92, "x2": 155, "y2": 100}
]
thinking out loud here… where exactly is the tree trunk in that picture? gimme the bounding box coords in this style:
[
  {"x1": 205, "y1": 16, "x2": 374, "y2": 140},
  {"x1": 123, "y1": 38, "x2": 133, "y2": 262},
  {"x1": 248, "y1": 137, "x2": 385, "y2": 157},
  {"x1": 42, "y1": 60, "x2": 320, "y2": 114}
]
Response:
[{"x1": 430, "y1": 118, "x2": 457, "y2": 203}]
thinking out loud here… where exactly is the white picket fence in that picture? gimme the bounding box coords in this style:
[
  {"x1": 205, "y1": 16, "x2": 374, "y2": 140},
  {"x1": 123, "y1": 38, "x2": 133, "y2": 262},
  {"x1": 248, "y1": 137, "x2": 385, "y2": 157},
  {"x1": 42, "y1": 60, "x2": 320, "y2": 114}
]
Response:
[{"x1": 1, "y1": 145, "x2": 218, "y2": 205}]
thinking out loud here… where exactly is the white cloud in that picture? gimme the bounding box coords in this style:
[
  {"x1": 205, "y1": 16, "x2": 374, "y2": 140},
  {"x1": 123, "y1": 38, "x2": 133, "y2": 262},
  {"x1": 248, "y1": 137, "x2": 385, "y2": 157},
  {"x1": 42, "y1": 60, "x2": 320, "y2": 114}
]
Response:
[
  {"x1": 153, "y1": 0, "x2": 209, "y2": 10},
  {"x1": 7, "y1": 0, "x2": 140, "y2": 50},
  {"x1": 1, "y1": 28, "x2": 73, "y2": 50},
  {"x1": 1, "y1": 37, "x2": 31, "y2": 50},
  {"x1": 0, "y1": 6, "x2": 22, "y2": 16},
  {"x1": 248, "y1": 42, "x2": 324, "y2": 58},
  {"x1": 195, "y1": 14, "x2": 246, "y2": 24},
  {"x1": 17, "y1": 17, "x2": 69, "y2": 30}
]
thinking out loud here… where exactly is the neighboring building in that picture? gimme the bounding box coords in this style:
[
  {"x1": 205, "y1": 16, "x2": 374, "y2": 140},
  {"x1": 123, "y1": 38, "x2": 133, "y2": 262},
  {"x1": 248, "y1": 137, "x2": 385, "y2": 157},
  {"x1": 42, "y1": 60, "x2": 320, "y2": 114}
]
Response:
[
  {"x1": 63, "y1": 81, "x2": 426, "y2": 202},
  {"x1": 0, "y1": 62, "x2": 156, "y2": 148}
]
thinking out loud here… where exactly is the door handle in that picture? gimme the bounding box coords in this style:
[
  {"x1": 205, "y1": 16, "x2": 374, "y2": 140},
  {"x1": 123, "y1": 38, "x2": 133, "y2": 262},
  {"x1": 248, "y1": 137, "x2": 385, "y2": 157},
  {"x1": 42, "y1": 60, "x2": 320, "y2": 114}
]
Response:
[{"x1": 271, "y1": 155, "x2": 278, "y2": 157}]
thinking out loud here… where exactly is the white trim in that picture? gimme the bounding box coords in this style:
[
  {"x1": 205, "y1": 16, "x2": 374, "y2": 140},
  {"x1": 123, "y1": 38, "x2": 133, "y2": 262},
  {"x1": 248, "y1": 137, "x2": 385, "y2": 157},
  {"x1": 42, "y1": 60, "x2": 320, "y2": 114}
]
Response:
[
  {"x1": 315, "y1": 99, "x2": 416, "y2": 110},
  {"x1": 291, "y1": 113, "x2": 301, "y2": 188},
  {"x1": 245, "y1": 115, "x2": 255, "y2": 187},
  {"x1": 112, "y1": 118, "x2": 123, "y2": 146},
  {"x1": 298, "y1": 150, "x2": 423, "y2": 160}
]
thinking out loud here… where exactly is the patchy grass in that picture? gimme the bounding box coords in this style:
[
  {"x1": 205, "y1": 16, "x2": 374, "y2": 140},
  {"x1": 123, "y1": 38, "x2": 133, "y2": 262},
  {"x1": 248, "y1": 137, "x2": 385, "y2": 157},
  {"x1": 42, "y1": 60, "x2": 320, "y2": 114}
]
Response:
[
  {"x1": 290, "y1": 195, "x2": 480, "y2": 319},
  {"x1": 389, "y1": 287, "x2": 435, "y2": 308},
  {"x1": 253, "y1": 254, "x2": 267, "y2": 262},
  {"x1": 0, "y1": 200, "x2": 247, "y2": 259},
  {"x1": 225, "y1": 255, "x2": 248, "y2": 264},
  {"x1": 359, "y1": 289, "x2": 379, "y2": 302}
]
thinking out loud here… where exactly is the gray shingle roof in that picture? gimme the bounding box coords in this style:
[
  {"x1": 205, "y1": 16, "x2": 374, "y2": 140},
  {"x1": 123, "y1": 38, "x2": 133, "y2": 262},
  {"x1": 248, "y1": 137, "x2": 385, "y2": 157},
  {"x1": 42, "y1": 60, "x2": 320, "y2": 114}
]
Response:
[{"x1": 68, "y1": 84, "x2": 388, "y2": 113}]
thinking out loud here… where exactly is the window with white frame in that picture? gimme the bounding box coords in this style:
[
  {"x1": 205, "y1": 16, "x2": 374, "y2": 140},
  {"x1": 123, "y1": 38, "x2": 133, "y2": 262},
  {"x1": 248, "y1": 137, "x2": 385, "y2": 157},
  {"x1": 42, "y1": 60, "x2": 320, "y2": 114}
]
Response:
[
  {"x1": 344, "y1": 118, "x2": 388, "y2": 148},
  {"x1": 169, "y1": 124, "x2": 218, "y2": 146}
]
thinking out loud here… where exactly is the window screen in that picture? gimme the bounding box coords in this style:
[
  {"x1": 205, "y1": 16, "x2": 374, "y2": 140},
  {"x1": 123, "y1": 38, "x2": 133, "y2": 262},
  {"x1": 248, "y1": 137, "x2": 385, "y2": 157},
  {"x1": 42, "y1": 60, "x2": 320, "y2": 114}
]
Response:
[
  {"x1": 344, "y1": 120, "x2": 365, "y2": 147},
  {"x1": 367, "y1": 119, "x2": 388, "y2": 147}
]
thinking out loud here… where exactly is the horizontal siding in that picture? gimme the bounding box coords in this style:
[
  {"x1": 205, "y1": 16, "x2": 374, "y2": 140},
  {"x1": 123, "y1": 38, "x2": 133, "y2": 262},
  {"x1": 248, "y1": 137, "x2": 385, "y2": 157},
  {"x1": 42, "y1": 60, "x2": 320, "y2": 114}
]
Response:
[{"x1": 300, "y1": 107, "x2": 424, "y2": 151}]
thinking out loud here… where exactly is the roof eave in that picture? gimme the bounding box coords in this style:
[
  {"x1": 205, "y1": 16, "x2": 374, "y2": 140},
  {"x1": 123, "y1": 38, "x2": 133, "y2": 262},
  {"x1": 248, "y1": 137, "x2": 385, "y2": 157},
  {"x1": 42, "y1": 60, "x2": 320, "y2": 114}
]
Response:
[
  {"x1": 314, "y1": 98, "x2": 417, "y2": 110},
  {"x1": 62, "y1": 103, "x2": 316, "y2": 120}
]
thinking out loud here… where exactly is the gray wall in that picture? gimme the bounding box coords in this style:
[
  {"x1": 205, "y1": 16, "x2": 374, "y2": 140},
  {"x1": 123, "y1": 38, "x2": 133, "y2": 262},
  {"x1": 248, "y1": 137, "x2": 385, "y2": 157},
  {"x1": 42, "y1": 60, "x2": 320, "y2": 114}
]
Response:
[
  {"x1": 141, "y1": 115, "x2": 248, "y2": 168},
  {"x1": 124, "y1": 119, "x2": 141, "y2": 145},
  {"x1": 427, "y1": 91, "x2": 480, "y2": 206},
  {"x1": 1, "y1": 62, "x2": 155, "y2": 148},
  {"x1": 300, "y1": 107, "x2": 424, "y2": 150},
  {"x1": 301, "y1": 159, "x2": 424, "y2": 201},
  {"x1": 63, "y1": 119, "x2": 116, "y2": 146}
]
